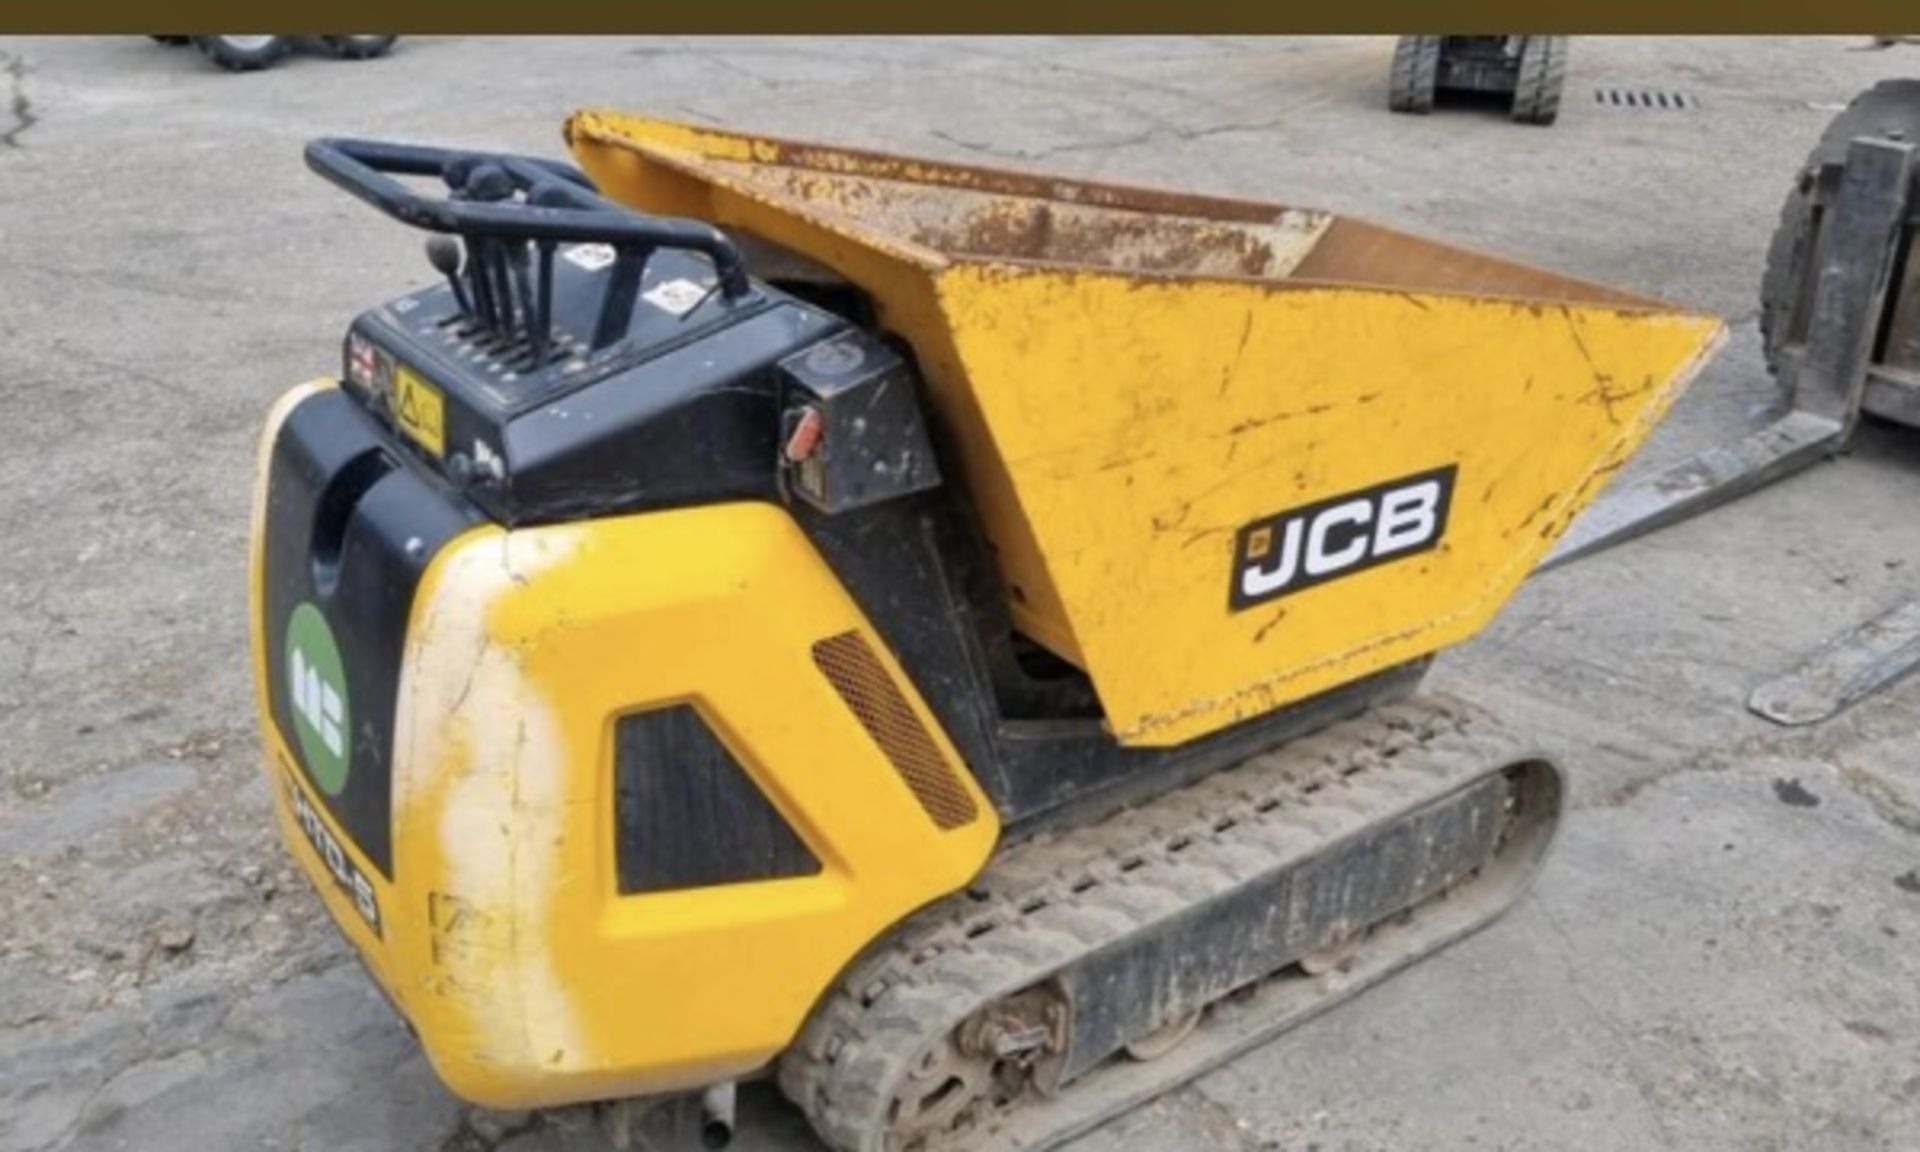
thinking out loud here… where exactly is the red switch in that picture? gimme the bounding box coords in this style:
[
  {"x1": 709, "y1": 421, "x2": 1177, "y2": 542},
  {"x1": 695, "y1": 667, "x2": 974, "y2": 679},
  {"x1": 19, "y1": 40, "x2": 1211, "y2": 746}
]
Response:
[{"x1": 784, "y1": 406, "x2": 825, "y2": 463}]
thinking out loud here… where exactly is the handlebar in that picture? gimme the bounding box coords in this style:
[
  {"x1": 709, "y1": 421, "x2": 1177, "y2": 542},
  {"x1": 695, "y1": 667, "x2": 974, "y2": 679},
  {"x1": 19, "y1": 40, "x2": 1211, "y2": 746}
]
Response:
[{"x1": 306, "y1": 138, "x2": 752, "y2": 301}]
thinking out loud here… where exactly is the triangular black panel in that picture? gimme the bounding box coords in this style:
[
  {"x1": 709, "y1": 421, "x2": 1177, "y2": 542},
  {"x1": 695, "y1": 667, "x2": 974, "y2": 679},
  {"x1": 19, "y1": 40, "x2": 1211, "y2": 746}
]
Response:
[{"x1": 615, "y1": 705, "x2": 820, "y2": 894}]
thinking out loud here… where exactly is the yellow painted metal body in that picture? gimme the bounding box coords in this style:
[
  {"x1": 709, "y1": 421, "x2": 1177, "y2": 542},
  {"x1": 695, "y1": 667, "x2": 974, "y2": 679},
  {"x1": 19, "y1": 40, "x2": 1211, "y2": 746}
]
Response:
[
  {"x1": 566, "y1": 112, "x2": 1725, "y2": 746},
  {"x1": 249, "y1": 382, "x2": 998, "y2": 1107}
]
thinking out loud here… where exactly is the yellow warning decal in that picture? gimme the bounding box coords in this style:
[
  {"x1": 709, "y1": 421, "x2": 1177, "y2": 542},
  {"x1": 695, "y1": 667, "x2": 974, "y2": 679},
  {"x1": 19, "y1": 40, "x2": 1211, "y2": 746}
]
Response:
[{"x1": 392, "y1": 365, "x2": 446, "y2": 458}]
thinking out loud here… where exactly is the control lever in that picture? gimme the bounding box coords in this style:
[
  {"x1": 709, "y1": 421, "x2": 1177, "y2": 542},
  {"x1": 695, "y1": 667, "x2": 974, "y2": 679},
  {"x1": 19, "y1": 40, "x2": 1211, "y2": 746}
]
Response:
[
  {"x1": 506, "y1": 244, "x2": 540, "y2": 359},
  {"x1": 424, "y1": 236, "x2": 472, "y2": 316},
  {"x1": 526, "y1": 182, "x2": 571, "y2": 362},
  {"x1": 456, "y1": 162, "x2": 516, "y2": 334}
]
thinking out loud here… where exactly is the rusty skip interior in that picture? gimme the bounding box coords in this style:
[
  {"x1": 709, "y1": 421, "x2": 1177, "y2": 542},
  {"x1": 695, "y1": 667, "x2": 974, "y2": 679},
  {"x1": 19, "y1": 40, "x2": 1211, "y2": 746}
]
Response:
[{"x1": 693, "y1": 147, "x2": 1664, "y2": 310}]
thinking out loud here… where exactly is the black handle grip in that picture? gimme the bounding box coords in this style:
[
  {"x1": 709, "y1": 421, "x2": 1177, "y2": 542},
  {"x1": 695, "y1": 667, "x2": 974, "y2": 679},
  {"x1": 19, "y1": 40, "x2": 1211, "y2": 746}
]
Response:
[{"x1": 305, "y1": 137, "x2": 752, "y2": 301}]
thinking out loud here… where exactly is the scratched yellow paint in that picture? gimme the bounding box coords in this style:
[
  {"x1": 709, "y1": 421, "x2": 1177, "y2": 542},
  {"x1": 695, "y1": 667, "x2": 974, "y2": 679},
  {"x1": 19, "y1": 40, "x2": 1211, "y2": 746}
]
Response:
[
  {"x1": 251, "y1": 408, "x2": 997, "y2": 1106},
  {"x1": 568, "y1": 111, "x2": 1725, "y2": 747},
  {"x1": 935, "y1": 267, "x2": 1722, "y2": 743}
]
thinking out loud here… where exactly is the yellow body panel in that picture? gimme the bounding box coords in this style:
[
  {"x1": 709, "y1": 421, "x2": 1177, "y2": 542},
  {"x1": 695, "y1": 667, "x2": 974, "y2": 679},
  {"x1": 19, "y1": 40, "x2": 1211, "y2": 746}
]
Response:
[
  {"x1": 935, "y1": 266, "x2": 1720, "y2": 743},
  {"x1": 250, "y1": 390, "x2": 998, "y2": 1107},
  {"x1": 565, "y1": 112, "x2": 1725, "y2": 745}
]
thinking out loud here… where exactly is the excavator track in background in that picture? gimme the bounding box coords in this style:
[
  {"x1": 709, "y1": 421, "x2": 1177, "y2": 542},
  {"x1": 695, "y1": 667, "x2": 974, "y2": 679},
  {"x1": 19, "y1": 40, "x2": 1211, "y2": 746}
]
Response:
[{"x1": 779, "y1": 697, "x2": 1562, "y2": 1152}]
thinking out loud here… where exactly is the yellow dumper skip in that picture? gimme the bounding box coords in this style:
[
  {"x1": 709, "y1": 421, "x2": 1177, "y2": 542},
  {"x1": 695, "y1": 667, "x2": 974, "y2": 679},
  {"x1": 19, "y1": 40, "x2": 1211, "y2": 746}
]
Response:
[{"x1": 566, "y1": 111, "x2": 1725, "y2": 747}]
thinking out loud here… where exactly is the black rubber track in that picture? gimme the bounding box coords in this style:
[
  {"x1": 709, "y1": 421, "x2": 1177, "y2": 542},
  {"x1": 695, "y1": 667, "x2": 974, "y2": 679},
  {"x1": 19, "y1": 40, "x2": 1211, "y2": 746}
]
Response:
[
  {"x1": 324, "y1": 36, "x2": 398, "y2": 61},
  {"x1": 778, "y1": 696, "x2": 1559, "y2": 1152},
  {"x1": 1510, "y1": 36, "x2": 1568, "y2": 126},
  {"x1": 1388, "y1": 36, "x2": 1441, "y2": 114},
  {"x1": 191, "y1": 35, "x2": 292, "y2": 73}
]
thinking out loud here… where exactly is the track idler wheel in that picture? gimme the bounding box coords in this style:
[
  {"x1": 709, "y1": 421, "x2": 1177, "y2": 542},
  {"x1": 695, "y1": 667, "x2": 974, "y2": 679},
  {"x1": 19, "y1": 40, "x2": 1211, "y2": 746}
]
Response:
[
  {"x1": 1122, "y1": 1010, "x2": 1202, "y2": 1061},
  {"x1": 886, "y1": 1035, "x2": 1001, "y2": 1152}
]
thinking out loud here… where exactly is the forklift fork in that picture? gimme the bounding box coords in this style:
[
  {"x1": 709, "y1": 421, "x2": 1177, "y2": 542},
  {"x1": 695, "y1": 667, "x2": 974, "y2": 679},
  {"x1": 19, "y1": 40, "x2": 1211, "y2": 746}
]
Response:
[
  {"x1": 1542, "y1": 136, "x2": 1920, "y2": 726},
  {"x1": 1541, "y1": 136, "x2": 1917, "y2": 571}
]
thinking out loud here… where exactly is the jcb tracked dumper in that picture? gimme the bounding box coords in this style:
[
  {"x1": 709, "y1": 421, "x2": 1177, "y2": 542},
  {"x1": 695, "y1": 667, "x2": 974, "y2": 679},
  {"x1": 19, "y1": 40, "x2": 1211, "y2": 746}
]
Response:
[{"x1": 251, "y1": 116, "x2": 1722, "y2": 1150}]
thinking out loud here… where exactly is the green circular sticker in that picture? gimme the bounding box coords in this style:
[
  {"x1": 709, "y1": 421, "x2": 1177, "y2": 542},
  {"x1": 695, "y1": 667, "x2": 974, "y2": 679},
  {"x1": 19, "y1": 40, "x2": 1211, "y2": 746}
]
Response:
[{"x1": 285, "y1": 601, "x2": 351, "y2": 796}]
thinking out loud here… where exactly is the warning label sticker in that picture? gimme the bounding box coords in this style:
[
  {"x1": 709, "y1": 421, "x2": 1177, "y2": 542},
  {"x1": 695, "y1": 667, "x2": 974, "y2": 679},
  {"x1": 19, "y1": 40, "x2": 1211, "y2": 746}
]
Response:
[
  {"x1": 392, "y1": 365, "x2": 446, "y2": 459},
  {"x1": 642, "y1": 278, "x2": 711, "y2": 317},
  {"x1": 562, "y1": 243, "x2": 617, "y2": 272}
]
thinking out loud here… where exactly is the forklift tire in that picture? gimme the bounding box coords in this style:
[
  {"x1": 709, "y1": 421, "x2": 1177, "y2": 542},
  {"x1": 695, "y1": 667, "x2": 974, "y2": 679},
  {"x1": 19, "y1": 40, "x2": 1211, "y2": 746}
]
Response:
[
  {"x1": 1761, "y1": 79, "x2": 1920, "y2": 374},
  {"x1": 192, "y1": 36, "x2": 292, "y2": 72},
  {"x1": 323, "y1": 36, "x2": 398, "y2": 61},
  {"x1": 1388, "y1": 36, "x2": 1442, "y2": 114},
  {"x1": 1510, "y1": 36, "x2": 1567, "y2": 126}
]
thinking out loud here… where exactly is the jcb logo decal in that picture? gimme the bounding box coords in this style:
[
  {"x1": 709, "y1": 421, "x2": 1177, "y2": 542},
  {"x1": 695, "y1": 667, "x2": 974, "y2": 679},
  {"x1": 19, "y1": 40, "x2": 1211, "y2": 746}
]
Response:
[
  {"x1": 1231, "y1": 465, "x2": 1456, "y2": 610},
  {"x1": 285, "y1": 601, "x2": 352, "y2": 796}
]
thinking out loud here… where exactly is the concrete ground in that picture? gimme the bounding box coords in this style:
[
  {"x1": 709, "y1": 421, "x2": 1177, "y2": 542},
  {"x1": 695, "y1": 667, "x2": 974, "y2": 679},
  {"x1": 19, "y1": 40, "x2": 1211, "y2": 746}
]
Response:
[{"x1": 1, "y1": 34, "x2": 1917, "y2": 1152}]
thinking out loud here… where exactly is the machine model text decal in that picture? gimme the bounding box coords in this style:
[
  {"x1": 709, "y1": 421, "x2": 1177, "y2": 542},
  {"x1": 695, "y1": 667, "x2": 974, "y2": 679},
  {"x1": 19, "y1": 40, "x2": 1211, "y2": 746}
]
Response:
[
  {"x1": 285, "y1": 765, "x2": 383, "y2": 937},
  {"x1": 1231, "y1": 465, "x2": 1457, "y2": 610}
]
